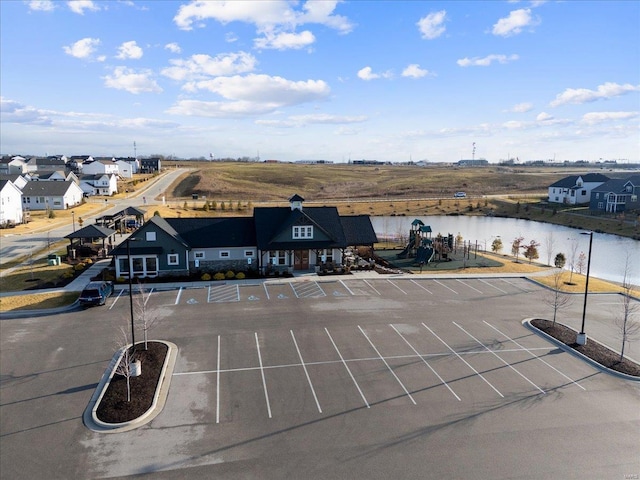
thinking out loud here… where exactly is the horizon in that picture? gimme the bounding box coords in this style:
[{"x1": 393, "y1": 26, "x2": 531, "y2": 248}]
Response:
[{"x1": 1, "y1": 1, "x2": 639, "y2": 163}]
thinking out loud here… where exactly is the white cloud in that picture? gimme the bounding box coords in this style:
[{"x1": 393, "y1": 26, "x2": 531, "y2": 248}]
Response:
[
  {"x1": 255, "y1": 30, "x2": 315, "y2": 50},
  {"x1": 581, "y1": 111, "x2": 639, "y2": 125},
  {"x1": 417, "y1": 10, "x2": 446, "y2": 40},
  {"x1": 357, "y1": 66, "x2": 392, "y2": 81},
  {"x1": 225, "y1": 32, "x2": 238, "y2": 43},
  {"x1": 103, "y1": 67, "x2": 162, "y2": 94},
  {"x1": 402, "y1": 64, "x2": 429, "y2": 78},
  {"x1": 165, "y1": 43, "x2": 182, "y2": 54},
  {"x1": 457, "y1": 54, "x2": 519, "y2": 67},
  {"x1": 511, "y1": 102, "x2": 533, "y2": 113},
  {"x1": 288, "y1": 113, "x2": 367, "y2": 125},
  {"x1": 63, "y1": 37, "x2": 102, "y2": 60},
  {"x1": 67, "y1": 0, "x2": 100, "y2": 15},
  {"x1": 550, "y1": 82, "x2": 640, "y2": 107},
  {"x1": 0, "y1": 97, "x2": 51, "y2": 125},
  {"x1": 161, "y1": 52, "x2": 256, "y2": 82},
  {"x1": 27, "y1": 1, "x2": 55, "y2": 12},
  {"x1": 173, "y1": 0, "x2": 353, "y2": 33},
  {"x1": 167, "y1": 74, "x2": 330, "y2": 117},
  {"x1": 536, "y1": 112, "x2": 554, "y2": 122},
  {"x1": 116, "y1": 40, "x2": 143, "y2": 60},
  {"x1": 492, "y1": 8, "x2": 537, "y2": 37}
]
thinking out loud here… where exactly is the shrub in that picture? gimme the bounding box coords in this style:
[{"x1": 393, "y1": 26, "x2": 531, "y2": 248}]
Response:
[
  {"x1": 116, "y1": 276, "x2": 126, "y2": 283},
  {"x1": 61, "y1": 271, "x2": 74, "y2": 279},
  {"x1": 236, "y1": 272, "x2": 245, "y2": 280},
  {"x1": 225, "y1": 270, "x2": 235, "y2": 279},
  {"x1": 201, "y1": 273, "x2": 211, "y2": 281},
  {"x1": 85, "y1": 258, "x2": 93, "y2": 265},
  {"x1": 74, "y1": 263, "x2": 86, "y2": 271},
  {"x1": 213, "y1": 272, "x2": 225, "y2": 281}
]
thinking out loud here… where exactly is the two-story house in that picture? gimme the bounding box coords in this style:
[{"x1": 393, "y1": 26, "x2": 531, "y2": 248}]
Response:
[
  {"x1": 79, "y1": 173, "x2": 118, "y2": 196},
  {"x1": 589, "y1": 175, "x2": 640, "y2": 213},
  {"x1": 0, "y1": 179, "x2": 24, "y2": 226},
  {"x1": 82, "y1": 159, "x2": 120, "y2": 176},
  {"x1": 547, "y1": 173, "x2": 610, "y2": 205},
  {"x1": 21, "y1": 180, "x2": 84, "y2": 210}
]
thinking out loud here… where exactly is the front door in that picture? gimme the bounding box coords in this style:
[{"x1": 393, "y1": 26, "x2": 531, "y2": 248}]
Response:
[{"x1": 293, "y1": 250, "x2": 309, "y2": 270}]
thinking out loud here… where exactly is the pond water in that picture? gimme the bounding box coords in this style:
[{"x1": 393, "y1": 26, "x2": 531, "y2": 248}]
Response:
[{"x1": 370, "y1": 215, "x2": 640, "y2": 286}]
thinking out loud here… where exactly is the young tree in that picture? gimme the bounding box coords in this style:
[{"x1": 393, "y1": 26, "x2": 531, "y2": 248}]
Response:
[
  {"x1": 134, "y1": 281, "x2": 161, "y2": 351},
  {"x1": 544, "y1": 232, "x2": 555, "y2": 266},
  {"x1": 554, "y1": 252, "x2": 566, "y2": 269},
  {"x1": 114, "y1": 327, "x2": 137, "y2": 402},
  {"x1": 511, "y1": 236, "x2": 524, "y2": 262},
  {"x1": 491, "y1": 237, "x2": 503, "y2": 254},
  {"x1": 576, "y1": 251, "x2": 586, "y2": 275},
  {"x1": 543, "y1": 270, "x2": 574, "y2": 326},
  {"x1": 615, "y1": 252, "x2": 640, "y2": 362},
  {"x1": 522, "y1": 239, "x2": 540, "y2": 264},
  {"x1": 567, "y1": 238, "x2": 579, "y2": 285}
]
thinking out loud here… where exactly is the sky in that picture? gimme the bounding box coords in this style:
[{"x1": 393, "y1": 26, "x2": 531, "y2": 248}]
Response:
[{"x1": 1, "y1": 0, "x2": 639, "y2": 163}]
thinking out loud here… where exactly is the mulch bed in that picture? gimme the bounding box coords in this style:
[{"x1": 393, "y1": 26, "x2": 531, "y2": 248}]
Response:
[
  {"x1": 95, "y1": 341, "x2": 168, "y2": 423},
  {"x1": 530, "y1": 318, "x2": 640, "y2": 377}
]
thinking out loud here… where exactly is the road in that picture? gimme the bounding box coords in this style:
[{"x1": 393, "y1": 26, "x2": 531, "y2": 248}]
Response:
[
  {"x1": 0, "y1": 168, "x2": 188, "y2": 265},
  {"x1": 1, "y1": 275, "x2": 638, "y2": 479}
]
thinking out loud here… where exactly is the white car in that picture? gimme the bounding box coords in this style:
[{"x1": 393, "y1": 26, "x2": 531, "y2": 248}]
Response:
[{"x1": 454, "y1": 191, "x2": 467, "y2": 198}]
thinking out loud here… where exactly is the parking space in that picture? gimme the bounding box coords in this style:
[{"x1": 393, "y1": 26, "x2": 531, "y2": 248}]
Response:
[{"x1": 173, "y1": 316, "x2": 591, "y2": 425}]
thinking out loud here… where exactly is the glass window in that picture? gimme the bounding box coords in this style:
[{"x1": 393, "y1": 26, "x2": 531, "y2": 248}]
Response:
[
  {"x1": 219, "y1": 251, "x2": 230, "y2": 258},
  {"x1": 194, "y1": 251, "x2": 205, "y2": 259},
  {"x1": 146, "y1": 231, "x2": 156, "y2": 241},
  {"x1": 145, "y1": 257, "x2": 157, "y2": 274},
  {"x1": 167, "y1": 253, "x2": 179, "y2": 265},
  {"x1": 293, "y1": 225, "x2": 313, "y2": 239}
]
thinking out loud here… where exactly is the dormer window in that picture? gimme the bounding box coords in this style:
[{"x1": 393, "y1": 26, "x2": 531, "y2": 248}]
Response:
[{"x1": 293, "y1": 225, "x2": 313, "y2": 239}]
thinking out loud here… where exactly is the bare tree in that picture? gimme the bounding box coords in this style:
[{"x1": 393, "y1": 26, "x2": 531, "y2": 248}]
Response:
[
  {"x1": 544, "y1": 232, "x2": 555, "y2": 266},
  {"x1": 576, "y1": 251, "x2": 586, "y2": 275},
  {"x1": 567, "y1": 238, "x2": 579, "y2": 285},
  {"x1": 511, "y1": 236, "x2": 524, "y2": 262},
  {"x1": 522, "y1": 239, "x2": 541, "y2": 264},
  {"x1": 615, "y1": 252, "x2": 640, "y2": 362},
  {"x1": 114, "y1": 327, "x2": 136, "y2": 402},
  {"x1": 543, "y1": 270, "x2": 574, "y2": 326},
  {"x1": 134, "y1": 281, "x2": 161, "y2": 351}
]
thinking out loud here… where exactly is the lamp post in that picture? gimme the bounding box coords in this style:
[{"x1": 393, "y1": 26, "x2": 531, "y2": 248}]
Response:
[
  {"x1": 72, "y1": 210, "x2": 75, "y2": 232},
  {"x1": 576, "y1": 231, "x2": 594, "y2": 346},
  {"x1": 126, "y1": 236, "x2": 139, "y2": 351}
]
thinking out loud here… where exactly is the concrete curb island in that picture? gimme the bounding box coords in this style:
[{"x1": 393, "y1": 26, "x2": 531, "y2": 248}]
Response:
[
  {"x1": 522, "y1": 318, "x2": 640, "y2": 382},
  {"x1": 83, "y1": 340, "x2": 178, "y2": 433}
]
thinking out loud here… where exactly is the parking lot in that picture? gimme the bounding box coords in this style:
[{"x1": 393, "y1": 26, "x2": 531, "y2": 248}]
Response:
[{"x1": 2, "y1": 275, "x2": 639, "y2": 479}]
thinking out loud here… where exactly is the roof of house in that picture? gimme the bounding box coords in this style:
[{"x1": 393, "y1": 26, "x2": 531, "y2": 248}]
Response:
[
  {"x1": 340, "y1": 215, "x2": 379, "y2": 245},
  {"x1": 65, "y1": 224, "x2": 116, "y2": 239},
  {"x1": 164, "y1": 217, "x2": 256, "y2": 248},
  {"x1": 591, "y1": 175, "x2": 640, "y2": 193},
  {"x1": 549, "y1": 173, "x2": 610, "y2": 188},
  {"x1": 21, "y1": 180, "x2": 79, "y2": 196}
]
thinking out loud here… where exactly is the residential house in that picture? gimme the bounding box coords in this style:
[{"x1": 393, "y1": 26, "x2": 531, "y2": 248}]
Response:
[
  {"x1": 69, "y1": 155, "x2": 93, "y2": 173},
  {"x1": 112, "y1": 194, "x2": 378, "y2": 279},
  {"x1": 114, "y1": 159, "x2": 134, "y2": 178},
  {"x1": 25, "y1": 157, "x2": 66, "y2": 173},
  {"x1": 589, "y1": 175, "x2": 640, "y2": 213},
  {"x1": 0, "y1": 179, "x2": 24, "y2": 226},
  {"x1": 32, "y1": 170, "x2": 78, "y2": 183},
  {"x1": 79, "y1": 173, "x2": 118, "y2": 196},
  {"x1": 0, "y1": 156, "x2": 28, "y2": 175},
  {"x1": 140, "y1": 157, "x2": 161, "y2": 173},
  {"x1": 0, "y1": 174, "x2": 30, "y2": 190},
  {"x1": 21, "y1": 180, "x2": 83, "y2": 210},
  {"x1": 82, "y1": 159, "x2": 120, "y2": 176},
  {"x1": 547, "y1": 173, "x2": 610, "y2": 205},
  {"x1": 115, "y1": 157, "x2": 139, "y2": 175}
]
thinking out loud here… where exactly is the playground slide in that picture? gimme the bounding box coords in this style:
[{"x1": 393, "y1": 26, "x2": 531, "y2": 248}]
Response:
[
  {"x1": 415, "y1": 246, "x2": 434, "y2": 264},
  {"x1": 396, "y1": 243, "x2": 411, "y2": 259}
]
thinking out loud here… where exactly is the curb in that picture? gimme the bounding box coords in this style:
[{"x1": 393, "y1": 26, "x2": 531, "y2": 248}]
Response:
[
  {"x1": 522, "y1": 318, "x2": 640, "y2": 382},
  {"x1": 83, "y1": 340, "x2": 178, "y2": 433}
]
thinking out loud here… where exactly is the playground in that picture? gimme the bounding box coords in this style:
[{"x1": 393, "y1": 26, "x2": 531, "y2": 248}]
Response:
[{"x1": 375, "y1": 219, "x2": 504, "y2": 272}]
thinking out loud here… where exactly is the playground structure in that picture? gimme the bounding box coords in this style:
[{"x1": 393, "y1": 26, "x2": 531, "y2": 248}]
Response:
[{"x1": 396, "y1": 219, "x2": 455, "y2": 265}]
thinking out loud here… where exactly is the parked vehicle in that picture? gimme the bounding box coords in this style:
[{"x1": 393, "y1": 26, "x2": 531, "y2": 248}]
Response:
[
  {"x1": 454, "y1": 191, "x2": 467, "y2": 198},
  {"x1": 78, "y1": 281, "x2": 114, "y2": 307}
]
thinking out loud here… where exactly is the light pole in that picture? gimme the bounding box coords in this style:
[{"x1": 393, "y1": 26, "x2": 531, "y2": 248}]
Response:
[
  {"x1": 72, "y1": 210, "x2": 75, "y2": 232},
  {"x1": 576, "y1": 231, "x2": 593, "y2": 346},
  {"x1": 126, "y1": 236, "x2": 139, "y2": 351}
]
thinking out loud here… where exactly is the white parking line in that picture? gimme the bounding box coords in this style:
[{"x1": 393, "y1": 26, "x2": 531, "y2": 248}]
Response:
[
  {"x1": 175, "y1": 287, "x2": 183, "y2": 305},
  {"x1": 410, "y1": 279, "x2": 433, "y2": 294},
  {"x1": 390, "y1": 324, "x2": 461, "y2": 401},
  {"x1": 109, "y1": 289, "x2": 125, "y2": 310},
  {"x1": 144, "y1": 288, "x2": 154, "y2": 306},
  {"x1": 453, "y1": 322, "x2": 545, "y2": 395},
  {"x1": 339, "y1": 280, "x2": 355, "y2": 296},
  {"x1": 289, "y1": 283, "x2": 300, "y2": 298},
  {"x1": 433, "y1": 279, "x2": 458, "y2": 294},
  {"x1": 216, "y1": 334, "x2": 221, "y2": 424},
  {"x1": 254, "y1": 332, "x2": 272, "y2": 418},
  {"x1": 358, "y1": 325, "x2": 417, "y2": 405},
  {"x1": 456, "y1": 279, "x2": 482, "y2": 294},
  {"x1": 325, "y1": 328, "x2": 370, "y2": 408},
  {"x1": 263, "y1": 283, "x2": 270, "y2": 300},
  {"x1": 387, "y1": 280, "x2": 408, "y2": 295},
  {"x1": 290, "y1": 330, "x2": 322, "y2": 413},
  {"x1": 363, "y1": 279, "x2": 381, "y2": 295},
  {"x1": 479, "y1": 279, "x2": 509, "y2": 294},
  {"x1": 483, "y1": 321, "x2": 586, "y2": 391},
  {"x1": 422, "y1": 322, "x2": 504, "y2": 398}
]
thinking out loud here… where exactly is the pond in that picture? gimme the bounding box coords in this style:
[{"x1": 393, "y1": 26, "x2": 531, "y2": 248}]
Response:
[{"x1": 371, "y1": 215, "x2": 640, "y2": 286}]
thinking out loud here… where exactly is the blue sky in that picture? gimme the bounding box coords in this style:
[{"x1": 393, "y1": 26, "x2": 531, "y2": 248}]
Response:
[{"x1": 1, "y1": 0, "x2": 638, "y2": 163}]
